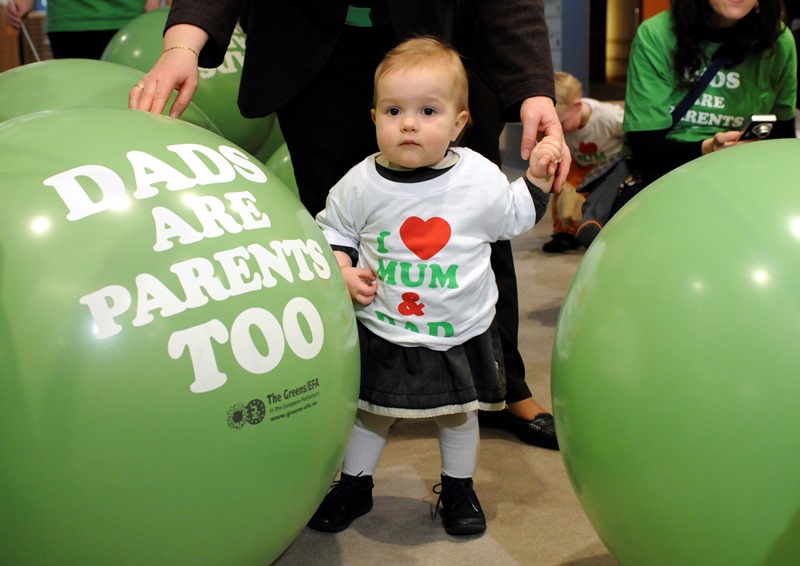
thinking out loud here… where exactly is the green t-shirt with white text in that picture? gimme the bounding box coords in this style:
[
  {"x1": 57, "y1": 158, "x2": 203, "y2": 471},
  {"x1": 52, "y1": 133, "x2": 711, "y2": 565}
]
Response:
[
  {"x1": 45, "y1": 0, "x2": 151, "y2": 33},
  {"x1": 624, "y1": 11, "x2": 797, "y2": 142}
]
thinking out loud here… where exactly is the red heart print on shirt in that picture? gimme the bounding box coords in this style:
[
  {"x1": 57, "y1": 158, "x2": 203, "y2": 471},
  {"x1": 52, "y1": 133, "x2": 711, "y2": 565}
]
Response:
[
  {"x1": 578, "y1": 141, "x2": 598, "y2": 154},
  {"x1": 399, "y1": 216, "x2": 451, "y2": 260}
]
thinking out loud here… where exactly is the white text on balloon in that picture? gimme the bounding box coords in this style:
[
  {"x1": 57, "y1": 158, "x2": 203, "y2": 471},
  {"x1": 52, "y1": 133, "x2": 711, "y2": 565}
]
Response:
[{"x1": 43, "y1": 143, "x2": 266, "y2": 221}]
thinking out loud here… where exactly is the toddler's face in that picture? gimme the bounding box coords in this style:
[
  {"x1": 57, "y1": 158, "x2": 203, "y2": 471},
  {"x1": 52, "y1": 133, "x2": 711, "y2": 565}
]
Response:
[
  {"x1": 557, "y1": 101, "x2": 582, "y2": 134},
  {"x1": 372, "y1": 68, "x2": 469, "y2": 169}
]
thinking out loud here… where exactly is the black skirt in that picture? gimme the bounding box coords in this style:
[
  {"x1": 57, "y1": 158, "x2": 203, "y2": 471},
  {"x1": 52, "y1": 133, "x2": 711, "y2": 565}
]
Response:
[{"x1": 357, "y1": 320, "x2": 507, "y2": 418}]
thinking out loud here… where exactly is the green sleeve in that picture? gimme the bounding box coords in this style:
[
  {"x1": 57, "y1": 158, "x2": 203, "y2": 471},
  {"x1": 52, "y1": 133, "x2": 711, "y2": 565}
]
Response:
[
  {"x1": 770, "y1": 26, "x2": 798, "y2": 122},
  {"x1": 623, "y1": 12, "x2": 679, "y2": 134}
]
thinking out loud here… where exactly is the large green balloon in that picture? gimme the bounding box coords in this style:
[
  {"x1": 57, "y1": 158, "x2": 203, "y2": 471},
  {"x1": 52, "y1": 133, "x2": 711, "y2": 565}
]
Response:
[
  {"x1": 552, "y1": 139, "x2": 800, "y2": 565},
  {"x1": 99, "y1": 9, "x2": 167, "y2": 72},
  {"x1": 265, "y1": 143, "x2": 299, "y2": 199},
  {"x1": 0, "y1": 107, "x2": 359, "y2": 565},
  {"x1": 102, "y1": 8, "x2": 275, "y2": 154},
  {"x1": 0, "y1": 58, "x2": 219, "y2": 134}
]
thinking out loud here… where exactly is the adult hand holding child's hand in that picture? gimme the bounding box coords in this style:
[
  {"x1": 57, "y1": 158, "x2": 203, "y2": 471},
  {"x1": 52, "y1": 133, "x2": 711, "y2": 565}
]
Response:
[{"x1": 526, "y1": 136, "x2": 562, "y2": 192}]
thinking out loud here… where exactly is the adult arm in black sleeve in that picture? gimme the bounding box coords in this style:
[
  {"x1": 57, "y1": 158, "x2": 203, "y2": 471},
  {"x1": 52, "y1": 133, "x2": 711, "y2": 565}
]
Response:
[
  {"x1": 629, "y1": 117, "x2": 796, "y2": 183},
  {"x1": 166, "y1": 0, "x2": 242, "y2": 68},
  {"x1": 627, "y1": 130, "x2": 703, "y2": 183},
  {"x1": 770, "y1": 118, "x2": 797, "y2": 139},
  {"x1": 466, "y1": 0, "x2": 555, "y2": 120}
]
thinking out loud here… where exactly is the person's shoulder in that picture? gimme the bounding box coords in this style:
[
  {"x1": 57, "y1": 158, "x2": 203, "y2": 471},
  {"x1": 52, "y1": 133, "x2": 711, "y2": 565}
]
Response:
[
  {"x1": 332, "y1": 154, "x2": 376, "y2": 189},
  {"x1": 584, "y1": 104, "x2": 624, "y2": 138},
  {"x1": 592, "y1": 100, "x2": 625, "y2": 117},
  {"x1": 451, "y1": 147, "x2": 506, "y2": 179},
  {"x1": 347, "y1": 154, "x2": 375, "y2": 177},
  {"x1": 640, "y1": 10, "x2": 671, "y2": 30},
  {"x1": 452, "y1": 146, "x2": 475, "y2": 159},
  {"x1": 631, "y1": 10, "x2": 676, "y2": 66},
  {"x1": 453, "y1": 147, "x2": 495, "y2": 168},
  {"x1": 635, "y1": 10, "x2": 673, "y2": 44},
  {"x1": 775, "y1": 23, "x2": 797, "y2": 53}
]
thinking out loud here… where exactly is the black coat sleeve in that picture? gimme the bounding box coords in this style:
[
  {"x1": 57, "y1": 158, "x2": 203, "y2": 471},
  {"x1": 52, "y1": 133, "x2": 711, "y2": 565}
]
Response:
[
  {"x1": 166, "y1": 0, "x2": 242, "y2": 68},
  {"x1": 629, "y1": 117, "x2": 797, "y2": 182},
  {"x1": 455, "y1": 0, "x2": 555, "y2": 121}
]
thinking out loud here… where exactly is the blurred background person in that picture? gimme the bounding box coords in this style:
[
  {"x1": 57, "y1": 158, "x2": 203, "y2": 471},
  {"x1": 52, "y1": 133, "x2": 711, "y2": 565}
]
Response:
[{"x1": 6, "y1": 0, "x2": 162, "y2": 59}]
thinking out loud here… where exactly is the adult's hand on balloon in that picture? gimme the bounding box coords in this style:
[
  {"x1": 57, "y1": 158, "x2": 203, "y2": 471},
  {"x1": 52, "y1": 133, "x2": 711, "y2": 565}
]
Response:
[
  {"x1": 520, "y1": 96, "x2": 572, "y2": 193},
  {"x1": 6, "y1": 0, "x2": 34, "y2": 30},
  {"x1": 128, "y1": 23, "x2": 207, "y2": 119},
  {"x1": 129, "y1": 51, "x2": 198, "y2": 118}
]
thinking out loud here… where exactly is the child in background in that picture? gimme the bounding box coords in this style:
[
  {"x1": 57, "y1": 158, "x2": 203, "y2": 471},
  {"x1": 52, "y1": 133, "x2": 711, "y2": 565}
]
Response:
[
  {"x1": 542, "y1": 71, "x2": 624, "y2": 253},
  {"x1": 312, "y1": 37, "x2": 560, "y2": 536}
]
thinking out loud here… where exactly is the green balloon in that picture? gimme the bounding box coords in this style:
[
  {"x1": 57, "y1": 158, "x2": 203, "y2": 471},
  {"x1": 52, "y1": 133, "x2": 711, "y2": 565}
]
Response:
[
  {"x1": 265, "y1": 143, "x2": 300, "y2": 199},
  {"x1": 102, "y1": 8, "x2": 275, "y2": 154},
  {"x1": 100, "y1": 8, "x2": 168, "y2": 72},
  {"x1": 0, "y1": 107, "x2": 359, "y2": 566},
  {"x1": 552, "y1": 139, "x2": 800, "y2": 565},
  {"x1": 0, "y1": 58, "x2": 220, "y2": 134}
]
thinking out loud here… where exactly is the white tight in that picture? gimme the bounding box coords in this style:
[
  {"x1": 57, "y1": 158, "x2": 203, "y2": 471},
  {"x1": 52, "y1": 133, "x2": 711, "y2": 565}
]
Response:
[{"x1": 341, "y1": 409, "x2": 479, "y2": 479}]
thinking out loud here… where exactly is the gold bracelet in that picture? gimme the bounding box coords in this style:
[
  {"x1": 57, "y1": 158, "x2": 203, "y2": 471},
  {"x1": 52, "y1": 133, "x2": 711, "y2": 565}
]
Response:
[{"x1": 162, "y1": 44, "x2": 199, "y2": 57}]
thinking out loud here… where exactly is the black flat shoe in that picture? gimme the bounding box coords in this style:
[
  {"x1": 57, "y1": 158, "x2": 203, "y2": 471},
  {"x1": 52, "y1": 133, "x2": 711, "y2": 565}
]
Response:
[
  {"x1": 479, "y1": 410, "x2": 559, "y2": 450},
  {"x1": 307, "y1": 472, "x2": 374, "y2": 533},
  {"x1": 542, "y1": 232, "x2": 580, "y2": 253},
  {"x1": 433, "y1": 475, "x2": 486, "y2": 536}
]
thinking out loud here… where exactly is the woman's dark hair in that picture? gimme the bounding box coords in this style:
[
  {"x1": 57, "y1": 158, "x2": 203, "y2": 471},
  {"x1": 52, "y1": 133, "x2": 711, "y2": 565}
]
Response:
[{"x1": 671, "y1": 0, "x2": 786, "y2": 87}]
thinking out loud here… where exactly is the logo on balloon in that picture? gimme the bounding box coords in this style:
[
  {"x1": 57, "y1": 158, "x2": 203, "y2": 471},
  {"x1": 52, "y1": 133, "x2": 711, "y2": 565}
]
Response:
[
  {"x1": 227, "y1": 378, "x2": 322, "y2": 429},
  {"x1": 227, "y1": 399, "x2": 266, "y2": 429}
]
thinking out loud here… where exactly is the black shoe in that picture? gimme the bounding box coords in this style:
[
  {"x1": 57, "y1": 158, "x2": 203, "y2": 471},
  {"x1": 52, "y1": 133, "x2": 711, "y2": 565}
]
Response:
[
  {"x1": 307, "y1": 472, "x2": 374, "y2": 533},
  {"x1": 575, "y1": 223, "x2": 601, "y2": 249},
  {"x1": 542, "y1": 232, "x2": 579, "y2": 253},
  {"x1": 433, "y1": 475, "x2": 486, "y2": 536},
  {"x1": 479, "y1": 410, "x2": 559, "y2": 450}
]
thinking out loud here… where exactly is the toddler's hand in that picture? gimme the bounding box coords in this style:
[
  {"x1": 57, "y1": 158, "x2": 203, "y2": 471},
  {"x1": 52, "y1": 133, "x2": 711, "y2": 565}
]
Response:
[
  {"x1": 342, "y1": 267, "x2": 378, "y2": 305},
  {"x1": 526, "y1": 136, "x2": 562, "y2": 192}
]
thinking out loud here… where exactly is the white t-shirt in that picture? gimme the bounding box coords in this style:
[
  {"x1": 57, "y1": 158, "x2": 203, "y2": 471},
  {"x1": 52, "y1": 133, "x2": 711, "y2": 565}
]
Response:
[
  {"x1": 316, "y1": 147, "x2": 540, "y2": 350},
  {"x1": 567, "y1": 98, "x2": 624, "y2": 168}
]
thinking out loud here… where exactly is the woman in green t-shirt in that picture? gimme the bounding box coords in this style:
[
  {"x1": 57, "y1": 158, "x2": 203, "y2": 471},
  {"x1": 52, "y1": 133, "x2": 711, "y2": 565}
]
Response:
[
  {"x1": 7, "y1": 0, "x2": 162, "y2": 59},
  {"x1": 624, "y1": 0, "x2": 797, "y2": 185}
]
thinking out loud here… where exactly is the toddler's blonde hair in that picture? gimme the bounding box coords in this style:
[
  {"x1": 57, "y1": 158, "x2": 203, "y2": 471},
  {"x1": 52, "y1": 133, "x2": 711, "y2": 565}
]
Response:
[
  {"x1": 554, "y1": 71, "x2": 583, "y2": 109},
  {"x1": 373, "y1": 36, "x2": 470, "y2": 118}
]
